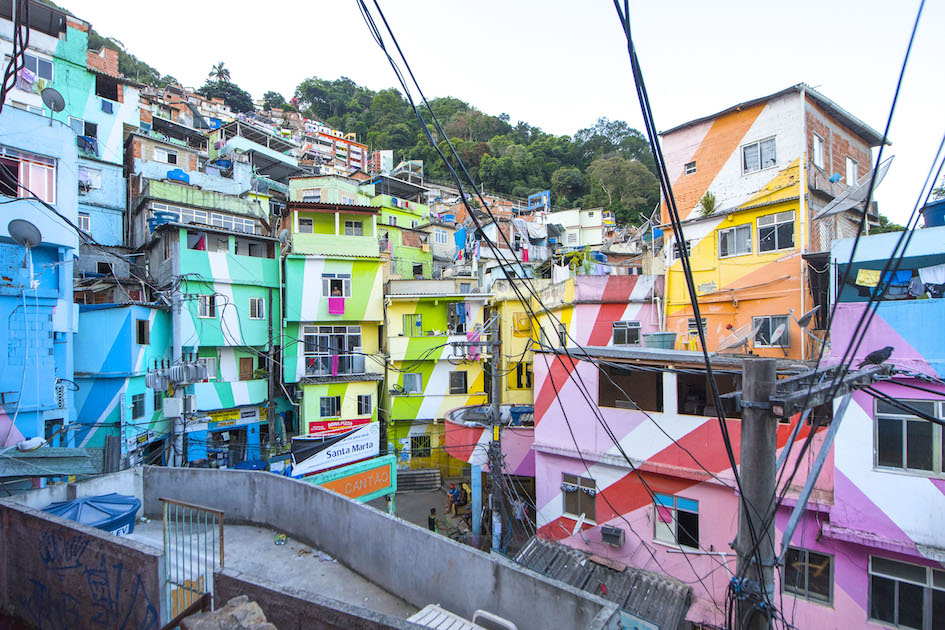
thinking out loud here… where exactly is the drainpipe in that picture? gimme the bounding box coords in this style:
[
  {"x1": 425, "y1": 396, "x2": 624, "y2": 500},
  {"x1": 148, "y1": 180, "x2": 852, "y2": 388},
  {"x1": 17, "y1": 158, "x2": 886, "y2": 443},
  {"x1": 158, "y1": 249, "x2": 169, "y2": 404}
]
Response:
[
  {"x1": 171, "y1": 233, "x2": 184, "y2": 466},
  {"x1": 798, "y1": 87, "x2": 809, "y2": 360}
]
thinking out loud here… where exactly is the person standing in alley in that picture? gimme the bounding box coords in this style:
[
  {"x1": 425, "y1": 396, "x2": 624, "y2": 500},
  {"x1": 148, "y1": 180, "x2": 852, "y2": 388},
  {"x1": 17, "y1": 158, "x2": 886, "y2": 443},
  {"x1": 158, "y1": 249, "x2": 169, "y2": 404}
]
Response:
[{"x1": 428, "y1": 507, "x2": 438, "y2": 533}]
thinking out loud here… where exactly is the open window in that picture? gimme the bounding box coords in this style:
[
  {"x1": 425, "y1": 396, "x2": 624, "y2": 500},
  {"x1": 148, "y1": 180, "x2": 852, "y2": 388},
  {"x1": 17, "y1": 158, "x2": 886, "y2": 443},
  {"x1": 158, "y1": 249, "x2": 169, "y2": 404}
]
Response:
[
  {"x1": 94, "y1": 73, "x2": 119, "y2": 101},
  {"x1": 136, "y1": 319, "x2": 150, "y2": 345},
  {"x1": 677, "y1": 372, "x2": 741, "y2": 418},
  {"x1": 412, "y1": 263, "x2": 424, "y2": 278},
  {"x1": 599, "y1": 365, "x2": 663, "y2": 412},
  {"x1": 321, "y1": 273, "x2": 351, "y2": 297}
]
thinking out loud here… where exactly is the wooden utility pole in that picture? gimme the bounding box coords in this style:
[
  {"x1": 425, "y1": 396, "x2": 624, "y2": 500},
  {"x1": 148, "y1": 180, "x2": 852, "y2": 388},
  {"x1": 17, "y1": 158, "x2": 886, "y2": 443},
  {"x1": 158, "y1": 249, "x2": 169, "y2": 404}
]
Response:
[
  {"x1": 489, "y1": 321, "x2": 503, "y2": 552},
  {"x1": 735, "y1": 358, "x2": 777, "y2": 630}
]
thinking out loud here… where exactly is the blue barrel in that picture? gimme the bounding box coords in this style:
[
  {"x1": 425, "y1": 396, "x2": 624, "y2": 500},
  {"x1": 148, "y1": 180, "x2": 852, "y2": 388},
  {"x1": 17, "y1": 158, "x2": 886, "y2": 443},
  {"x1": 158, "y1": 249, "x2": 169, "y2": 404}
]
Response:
[
  {"x1": 921, "y1": 199, "x2": 945, "y2": 228},
  {"x1": 43, "y1": 493, "x2": 141, "y2": 536}
]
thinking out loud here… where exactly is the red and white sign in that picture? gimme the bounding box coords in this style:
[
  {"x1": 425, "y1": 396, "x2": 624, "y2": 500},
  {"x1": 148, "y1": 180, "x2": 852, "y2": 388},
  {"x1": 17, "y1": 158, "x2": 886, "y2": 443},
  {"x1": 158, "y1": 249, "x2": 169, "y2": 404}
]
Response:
[{"x1": 308, "y1": 417, "x2": 371, "y2": 437}]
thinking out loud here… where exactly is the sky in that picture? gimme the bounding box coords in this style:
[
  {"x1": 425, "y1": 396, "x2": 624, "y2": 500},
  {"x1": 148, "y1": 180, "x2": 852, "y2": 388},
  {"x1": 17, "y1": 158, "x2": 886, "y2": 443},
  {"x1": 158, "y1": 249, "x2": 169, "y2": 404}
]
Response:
[{"x1": 73, "y1": 0, "x2": 944, "y2": 224}]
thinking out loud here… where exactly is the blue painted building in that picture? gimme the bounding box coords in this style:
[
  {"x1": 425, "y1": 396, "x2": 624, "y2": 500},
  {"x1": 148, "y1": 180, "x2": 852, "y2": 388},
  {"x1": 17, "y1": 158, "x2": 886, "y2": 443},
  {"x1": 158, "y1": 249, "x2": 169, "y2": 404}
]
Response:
[{"x1": 0, "y1": 106, "x2": 79, "y2": 451}]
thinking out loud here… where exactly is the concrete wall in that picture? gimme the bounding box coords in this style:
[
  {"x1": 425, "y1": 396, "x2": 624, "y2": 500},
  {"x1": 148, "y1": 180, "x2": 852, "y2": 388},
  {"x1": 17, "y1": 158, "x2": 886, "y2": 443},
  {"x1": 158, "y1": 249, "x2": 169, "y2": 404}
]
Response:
[
  {"x1": 215, "y1": 568, "x2": 422, "y2": 630},
  {"x1": 141, "y1": 467, "x2": 617, "y2": 630},
  {"x1": 8, "y1": 468, "x2": 145, "y2": 518},
  {"x1": 0, "y1": 498, "x2": 163, "y2": 629}
]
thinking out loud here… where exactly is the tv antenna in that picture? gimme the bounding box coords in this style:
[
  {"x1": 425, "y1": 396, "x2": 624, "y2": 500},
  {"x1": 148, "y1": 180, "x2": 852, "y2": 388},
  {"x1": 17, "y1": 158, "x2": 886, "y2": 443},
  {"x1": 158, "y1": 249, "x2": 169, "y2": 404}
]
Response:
[{"x1": 41, "y1": 87, "x2": 65, "y2": 127}]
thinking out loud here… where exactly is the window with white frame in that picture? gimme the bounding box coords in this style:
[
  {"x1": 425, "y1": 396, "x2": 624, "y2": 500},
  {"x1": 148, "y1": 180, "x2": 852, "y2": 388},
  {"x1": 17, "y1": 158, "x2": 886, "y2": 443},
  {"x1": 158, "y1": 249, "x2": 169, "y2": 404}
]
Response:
[
  {"x1": 300, "y1": 188, "x2": 321, "y2": 202},
  {"x1": 154, "y1": 146, "x2": 178, "y2": 165},
  {"x1": 0, "y1": 146, "x2": 56, "y2": 204},
  {"x1": 341, "y1": 195, "x2": 355, "y2": 204},
  {"x1": 612, "y1": 321, "x2": 641, "y2": 346},
  {"x1": 22, "y1": 53, "x2": 53, "y2": 81},
  {"x1": 688, "y1": 318, "x2": 706, "y2": 336},
  {"x1": 812, "y1": 134, "x2": 825, "y2": 169},
  {"x1": 742, "y1": 137, "x2": 777, "y2": 173},
  {"x1": 719, "y1": 224, "x2": 752, "y2": 258},
  {"x1": 434, "y1": 229, "x2": 448, "y2": 244},
  {"x1": 198, "y1": 357, "x2": 217, "y2": 381},
  {"x1": 298, "y1": 217, "x2": 314, "y2": 233},
  {"x1": 197, "y1": 294, "x2": 216, "y2": 318},
  {"x1": 449, "y1": 371, "x2": 468, "y2": 395},
  {"x1": 78, "y1": 212, "x2": 90, "y2": 232},
  {"x1": 757, "y1": 210, "x2": 795, "y2": 252},
  {"x1": 846, "y1": 156, "x2": 858, "y2": 186},
  {"x1": 685, "y1": 161, "x2": 697, "y2": 175},
  {"x1": 654, "y1": 493, "x2": 699, "y2": 548},
  {"x1": 561, "y1": 474, "x2": 596, "y2": 522},
  {"x1": 78, "y1": 166, "x2": 102, "y2": 191},
  {"x1": 753, "y1": 315, "x2": 790, "y2": 348},
  {"x1": 783, "y1": 546, "x2": 833, "y2": 604},
  {"x1": 869, "y1": 556, "x2": 945, "y2": 628},
  {"x1": 180, "y1": 207, "x2": 209, "y2": 225},
  {"x1": 210, "y1": 212, "x2": 256, "y2": 234},
  {"x1": 344, "y1": 220, "x2": 363, "y2": 236},
  {"x1": 319, "y1": 396, "x2": 341, "y2": 417},
  {"x1": 402, "y1": 372, "x2": 422, "y2": 394},
  {"x1": 249, "y1": 297, "x2": 264, "y2": 319},
  {"x1": 567, "y1": 232, "x2": 578, "y2": 244},
  {"x1": 875, "y1": 399, "x2": 945, "y2": 474},
  {"x1": 321, "y1": 273, "x2": 351, "y2": 297},
  {"x1": 302, "y1": 325, "x2": 364, "y2": 377},
  {"x1": 672, "y1": 239, "x2": 693, "y2": 260},
  {"x1": 388, "y1": 216, "x2": 397, "y2": 226},
  {"x1": 131, "y1": 393, "x2": 145, "y2": 420},
  {"x1": 357, "y1": 394, "x2": 372, "y2": 415}
]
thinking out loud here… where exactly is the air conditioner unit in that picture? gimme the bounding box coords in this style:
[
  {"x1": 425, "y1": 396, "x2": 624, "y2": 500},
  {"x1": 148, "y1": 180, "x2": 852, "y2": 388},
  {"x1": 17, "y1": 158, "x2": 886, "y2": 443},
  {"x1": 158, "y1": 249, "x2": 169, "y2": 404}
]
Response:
[{"x1": 601, "y1": 524, "x2": 625, "y2": 547}]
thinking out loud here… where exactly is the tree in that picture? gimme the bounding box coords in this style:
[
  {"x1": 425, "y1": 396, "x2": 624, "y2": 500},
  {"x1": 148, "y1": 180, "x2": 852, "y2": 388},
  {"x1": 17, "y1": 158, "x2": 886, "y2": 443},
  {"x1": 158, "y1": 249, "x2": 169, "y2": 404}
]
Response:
[
  {"x1": 871, "y1": 214, "x2": 906, "y2": 234},
  {"x1": 197, "y1": 80, "x2": 254, "y2": 114},
  {"x1": 263, "y1": 91, "x2": 287, "y2": 110},
  {"x1": 209, "y1": 61, "x2": 231, "y2": 83},
  {"x1": 698, "y1": 191, "x2": 718, "y2": 217},
  {"x1": 551, "y1": 167, "x2": 586, "y2": 202}
]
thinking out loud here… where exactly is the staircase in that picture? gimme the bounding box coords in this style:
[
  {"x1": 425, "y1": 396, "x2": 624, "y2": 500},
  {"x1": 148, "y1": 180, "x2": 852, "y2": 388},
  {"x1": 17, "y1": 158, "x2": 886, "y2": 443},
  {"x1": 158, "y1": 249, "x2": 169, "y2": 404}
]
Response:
[{"x1": 396, "y1": 468, "x2": 442, "y2": 493}]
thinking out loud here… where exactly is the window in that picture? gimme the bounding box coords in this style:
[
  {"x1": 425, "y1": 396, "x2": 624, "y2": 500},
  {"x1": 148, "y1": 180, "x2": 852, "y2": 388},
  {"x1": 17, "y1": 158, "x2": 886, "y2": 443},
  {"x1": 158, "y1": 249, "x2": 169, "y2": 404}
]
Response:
[
  {"x1": 388, "y1": 216, "x2": 397, "y2": 226},
  {"x1": 357, "y1": 394, "x2": 372, "y2": 415},
  {"x1": 78, "y1": 166, "x2": 102, "y2": 190},
  {"x1": 23, "y1": 53, "x2": 53, "y2": 81},
  {"x1": 677, "y1": 371, "x2": 742, "y2": 417},
  {"x1": 154, "y1": 389, "x2": 163, "y2": 414},
  {"x1": 320, "y1": 396, "x2": 341, "y2": 417},
  {"x1": 344, "y1": 220, "x2": 363, "y2": 236},
  {"x1": 94, "y1": 74, "x2": 119, "y2": 101},
  {"x1": 187, "y1": 230, "x2": 207, "y2": 251},
  {"x1": 719, "y1": 224, "x2": 752, "y2": 258},
  {"x1": 298, "y1": 217, "x2": 314, "y2": 233},
  {"x1": 742, "y1": 137, "x2": 777, "y2": 173},
  {"x1": 869, "y1": 556, "x2": 945, "y2": 628},
  {"x1": 131, "y1": 393, "x2": 145, "y2": 420},
  {"x1": 654, "y1": 493, "x2": 699, "y2": 548},
  {"x1": 412, "y1": 263, "x2": 424, "y2": 278},
  {"x1": 460, "y1": 282, "x2": 471, "y2": 294},
  {"x1": 239, "y1": 357, "x2": 254, "y2": 381},
  {"x1": 599, "y1": 365, "x2": 663, "y2": 412},
  {"x1": 249, "y1": 297, "x2": 264, "y2": 319},
  {"x1": 403, "y1": 373, "x2": 422, "y2": 394},
  {"x1": 197, "y1": 294, "x2": 216, "y2": 318},
  {"x1": 612, "y1": 321, "x2": 641, "y2": 346},
  {"x1": 301, "y1": 188, "x2": 321, "y2": 202},
  {"x1": 136, "y1": 319, "x2": 149, "y2": 345},
  {"x1": 154, "y1": 146, "x2": 178, "y2": 165},
  {"x1": 198, "y1": 357, "x2": 217, "y2": 381},
  {"x1": 757, "y1": 210, "x2": 795, "y2": 252},
  {"x1": 567, "y1": 232, "x2": 578, "y2": 244},
  {"x1": 812, "y1": 134, "x2": 825, "y2": 169},
  {"x1": 446, "y1": 303, "x2": 466, "y2": 334},
  {"x1": 558, "y1": 323, "x2": 568, "y2": 348},
  {"x1": 562, "y1": 474, "x2": 596, "y2": 522},
  {"x1": 410, "y1": 435, "x2": 432, "y2": 458},
  {"x1": 449, "y1": 371, "x2": 468, "y2": 395},
  {"x1": 78, "y1": 212, "x2": 90, "y2": 232},
  {"x1": 784, "y1": 547, "x2": 832, "y2": 604},
  {"x1": 434, "y1": 229, "x2": 448, "y2": 244},
  {"x1": 302, "y1": 325, "x2": 364, "y2": 377},
  {"x1": 404, "y1": 313, "x2": 422, "y2": 337},
  {"x1": 875, "y1": 400, "x2": 944, "y2": 474},
  {"x1": 341, "y1": 195, "x2": 355, "y2": 205},
  {"x1": 96, "y1": 262, "x2": 111, "y2": 275},
  {"x1": 688, "y1": 318, "x2": 706, "y2": 336},
  {"x1": 672, "y1": 239, "x2": 692, "y2": 260},
  {"x1": 846, "y1": 156, "x2": 858, "y2": 186},
  {"x1": 0, "y1": 146, "x2": 56, "y2": 204},
  {"x1": 321, "y1": 273, "x2": 351, "y2": 297},
  {"x1": 753, "y1": 315, "x2": 790, "y2": 348},
  {"x1": 685, "y1": 161, "x2": 697, "y2": 175},
  {"x1": 513, "y1": 362, "x2": 533, "y2": 390}
]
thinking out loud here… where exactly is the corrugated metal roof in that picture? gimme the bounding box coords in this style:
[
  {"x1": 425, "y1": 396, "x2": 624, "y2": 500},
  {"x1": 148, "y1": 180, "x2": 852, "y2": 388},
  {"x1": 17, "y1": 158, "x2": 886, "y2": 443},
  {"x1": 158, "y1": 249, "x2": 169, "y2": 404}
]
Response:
[{"x1": 514, "y1": 537, "x2": 692, "y2": 630}]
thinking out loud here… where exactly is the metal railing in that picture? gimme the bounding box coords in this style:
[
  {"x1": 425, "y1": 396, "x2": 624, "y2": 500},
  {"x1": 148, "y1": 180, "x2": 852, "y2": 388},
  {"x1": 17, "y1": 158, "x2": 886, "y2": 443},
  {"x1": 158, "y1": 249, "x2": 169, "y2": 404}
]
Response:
[{"x1": 161, "y1": 498, "x2": 224, "y2": 621}]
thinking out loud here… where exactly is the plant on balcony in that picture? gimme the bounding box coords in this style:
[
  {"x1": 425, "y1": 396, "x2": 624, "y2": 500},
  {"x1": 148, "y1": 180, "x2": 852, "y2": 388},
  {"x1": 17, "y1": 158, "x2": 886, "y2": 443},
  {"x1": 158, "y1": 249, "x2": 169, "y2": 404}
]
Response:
[{"x1": 698, "y1": 191, "x2": 717, "y2": 217}]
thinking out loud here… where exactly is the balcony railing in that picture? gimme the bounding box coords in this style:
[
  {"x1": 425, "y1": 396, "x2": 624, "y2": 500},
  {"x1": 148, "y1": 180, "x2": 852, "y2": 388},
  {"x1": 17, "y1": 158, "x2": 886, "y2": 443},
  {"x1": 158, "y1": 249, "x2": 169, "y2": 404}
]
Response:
[{"x1": 304, "y1": 353, "x2": 366, "y2": 377}]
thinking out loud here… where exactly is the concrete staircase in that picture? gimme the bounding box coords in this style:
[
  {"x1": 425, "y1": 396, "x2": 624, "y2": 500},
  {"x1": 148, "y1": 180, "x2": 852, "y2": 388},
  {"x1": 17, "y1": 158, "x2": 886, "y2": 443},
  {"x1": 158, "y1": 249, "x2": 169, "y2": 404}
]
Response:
[{"x1": 396, "y1": 468, "x2": 442, "y2": 493}]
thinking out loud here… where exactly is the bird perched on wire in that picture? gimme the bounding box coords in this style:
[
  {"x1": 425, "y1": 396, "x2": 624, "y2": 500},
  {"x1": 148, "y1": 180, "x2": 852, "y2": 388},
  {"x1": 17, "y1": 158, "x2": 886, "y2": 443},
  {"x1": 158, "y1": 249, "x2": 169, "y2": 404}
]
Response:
[{"x1": 858, "y1": 346, "x2": 894, "y2": 367}]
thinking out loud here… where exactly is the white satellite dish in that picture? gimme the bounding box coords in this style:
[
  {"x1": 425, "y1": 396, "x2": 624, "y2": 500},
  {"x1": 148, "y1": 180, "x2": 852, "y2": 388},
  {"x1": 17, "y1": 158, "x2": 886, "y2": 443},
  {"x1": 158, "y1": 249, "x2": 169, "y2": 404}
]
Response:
[
  {"x1": 571, "y1": 513, "x2": 587, "y2": 537},
  {"x1": 716, "y1": 322, "x2": 763, "y2": 352},
  {"x1": 278, "y1": 228, "x2": 290, "y2": 244},
  {"x1": 41, "y1": 87, "x2": 65, "y2": 127},
  {"x1": 793, "y1": 305, "x2": 820, "y2": 329},
  {"x1": 769, "y1": 323, "x2": 787, "y2": 346},
  {"x1": 8, "y1": 219, "x2": 42, "y2": 289},
  {"x1": 813, "y1": 156, "x2": 894, "y2": 220}
]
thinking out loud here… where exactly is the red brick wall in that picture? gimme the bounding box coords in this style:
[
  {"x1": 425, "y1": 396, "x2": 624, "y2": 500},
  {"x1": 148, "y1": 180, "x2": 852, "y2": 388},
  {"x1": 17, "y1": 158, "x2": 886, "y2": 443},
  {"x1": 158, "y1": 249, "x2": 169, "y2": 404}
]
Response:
[
  {"x1": 86, "y1": 48, "x2": 120, "y2": 78},
  {"x1": 805, "y1": 99, "x2": 873, "y2": 182}
]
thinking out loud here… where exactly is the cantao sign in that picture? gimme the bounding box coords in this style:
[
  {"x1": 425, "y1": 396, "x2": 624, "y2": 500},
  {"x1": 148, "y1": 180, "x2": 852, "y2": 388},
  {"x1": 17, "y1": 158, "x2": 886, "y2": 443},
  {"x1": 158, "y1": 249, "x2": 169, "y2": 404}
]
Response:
[
  {"x1": 292, "y1": 422, "x2": 380, "y2": 477},
  {"x1": 303, "y1": 454, "x2": 397, "y2": 502}
]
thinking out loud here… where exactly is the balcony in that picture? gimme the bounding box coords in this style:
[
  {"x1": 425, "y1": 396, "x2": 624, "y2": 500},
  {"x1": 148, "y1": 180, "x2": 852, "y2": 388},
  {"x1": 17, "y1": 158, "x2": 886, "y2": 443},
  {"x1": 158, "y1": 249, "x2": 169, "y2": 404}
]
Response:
[
  {"x1": 292, "y1": 233, "x2": 378, "y2": 257},
  {"x1": 303, "y1": 353, "x2": 366, "y2": 377}
]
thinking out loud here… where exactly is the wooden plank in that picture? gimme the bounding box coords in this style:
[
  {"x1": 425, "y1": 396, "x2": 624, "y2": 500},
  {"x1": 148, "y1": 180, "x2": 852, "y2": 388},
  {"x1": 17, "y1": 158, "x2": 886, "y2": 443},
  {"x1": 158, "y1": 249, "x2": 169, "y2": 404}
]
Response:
[{"x1": 589, "y1": 554, "x2": 626, "y2": 572}]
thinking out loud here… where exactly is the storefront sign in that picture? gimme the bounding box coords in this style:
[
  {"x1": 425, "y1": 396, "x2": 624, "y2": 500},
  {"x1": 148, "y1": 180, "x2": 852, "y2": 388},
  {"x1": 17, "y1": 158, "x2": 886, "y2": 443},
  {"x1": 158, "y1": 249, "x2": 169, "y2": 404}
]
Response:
[
  {"x1": 307, "y1": 416, "x2": 371, "y2": 437},
  {"x1": 304, "y1": 454, "x2": 396, "y2": 502},
  {"x1": 292, "y1": 423, "x2": 380, "y2": 477},
  {"x1": 209, "y1": 406, "x2": 267, "y2": 428},
  {"x1": 127, "y1": 429, "x2": 156, "y2": 452}
]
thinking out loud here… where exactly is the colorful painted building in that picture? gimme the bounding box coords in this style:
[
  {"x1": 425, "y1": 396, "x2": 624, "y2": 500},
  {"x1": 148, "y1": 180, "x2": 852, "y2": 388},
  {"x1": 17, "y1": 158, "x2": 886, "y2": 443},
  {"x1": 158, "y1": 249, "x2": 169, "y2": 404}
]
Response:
[
  {"x1": 488, "y1": 278, "x2": 552, "y2": 406},
  {"x1": 73, "y1": 304, "x2": 171, "y2": 466},
  {"x1": 383, "y1": 279, "x2": 490, "y2": 476},
  {"x1": 370, "y1": 175, "x2": 434, "y2": 281},
  {"x1": 659, "y1": 84, "x2": 886, "y2": 360},
  {"x1": 280, "y1": 190, "x2": 385, "y2": 469}
]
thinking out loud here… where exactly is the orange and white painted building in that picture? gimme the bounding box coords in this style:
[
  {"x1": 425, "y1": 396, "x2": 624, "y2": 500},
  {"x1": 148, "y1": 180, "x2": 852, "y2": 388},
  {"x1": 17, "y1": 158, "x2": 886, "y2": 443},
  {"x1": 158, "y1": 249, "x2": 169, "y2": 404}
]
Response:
[{"x1": 658, "y1": 84, "x2": 887, "y2": 360}]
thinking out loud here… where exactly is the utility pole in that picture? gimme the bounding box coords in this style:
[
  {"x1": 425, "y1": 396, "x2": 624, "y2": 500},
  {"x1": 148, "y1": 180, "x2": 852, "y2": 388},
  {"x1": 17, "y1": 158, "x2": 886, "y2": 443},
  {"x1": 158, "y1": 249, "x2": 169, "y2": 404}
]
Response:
[
  {"x1": 735, "y1": 358, "x2": 777, "y2": 630},
  {"x1": 489, "y1": 319, "x2": 503, "y2": 552}
]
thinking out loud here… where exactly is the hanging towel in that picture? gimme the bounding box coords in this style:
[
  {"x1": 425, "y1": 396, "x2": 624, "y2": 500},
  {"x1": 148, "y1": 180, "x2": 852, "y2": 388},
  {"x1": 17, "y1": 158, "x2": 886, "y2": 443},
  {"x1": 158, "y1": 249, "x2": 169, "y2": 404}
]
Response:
[
  {"x1": 522, "y1": 247, "x2": 529, "y2": 262},
  {"x1": 855, "y1": 268, "x2": 880, "y2": 287},
  {"x1": 328, "y1": 296, "x2": 345, "y2": 315},
  {"x1": 553, "y1": 264, "x2": 570, "y2": 284},
  {"x1": 454, "y1": 227, "x2": 466, "y2": 248},
  {"x1": 330, "y1": 354, "x2": 339, "y2": 376},
  {"x1": 457, "y1": 303, "x2": 467, "y2": 325},
  {"x1": 918, "y1": 263, "x2": 945, "y2": 285}
]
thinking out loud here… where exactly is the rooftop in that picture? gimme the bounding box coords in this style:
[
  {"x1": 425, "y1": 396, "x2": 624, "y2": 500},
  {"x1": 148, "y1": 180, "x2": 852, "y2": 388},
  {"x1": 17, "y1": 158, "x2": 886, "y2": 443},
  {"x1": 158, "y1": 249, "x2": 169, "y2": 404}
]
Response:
[{"x1": 543, "y1": 345, "x2": 812, "y2": 371}]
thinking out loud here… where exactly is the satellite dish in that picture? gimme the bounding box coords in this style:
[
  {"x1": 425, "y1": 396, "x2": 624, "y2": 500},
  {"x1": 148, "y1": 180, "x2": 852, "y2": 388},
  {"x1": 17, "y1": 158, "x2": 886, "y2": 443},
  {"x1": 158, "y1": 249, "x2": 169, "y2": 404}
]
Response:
[
  {"x1": 41, "y1": 87, "x2": 65, "y2": 113},
  {"x1": 278, "y1": 228, "x2": 290, "y2": 244},
  {"x1": 8, "y1": 219, "x2": 42, "y2": 248},
  {"x1": 813, "y1": 156, "x2": 894, "y2": 220},
  {"x1": 716, "y1": 322, "x2": 763, "y2": 352},
  {"x1": 571, "y1": 513, "x2": 586, "y2": 537},
  {"x1": 794, "y1": 305, "x2": 820, "y2": 329},
  {"x1": 769, "y1": 323, "x2": 787, "y2": 347}
]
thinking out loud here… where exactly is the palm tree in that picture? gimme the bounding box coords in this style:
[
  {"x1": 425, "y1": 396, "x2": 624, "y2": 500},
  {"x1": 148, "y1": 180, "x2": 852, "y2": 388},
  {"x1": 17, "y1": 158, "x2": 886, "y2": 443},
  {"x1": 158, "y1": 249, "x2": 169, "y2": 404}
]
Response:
[{"x1": 209, "y1": 62, "x2": 231, "y2": 83}]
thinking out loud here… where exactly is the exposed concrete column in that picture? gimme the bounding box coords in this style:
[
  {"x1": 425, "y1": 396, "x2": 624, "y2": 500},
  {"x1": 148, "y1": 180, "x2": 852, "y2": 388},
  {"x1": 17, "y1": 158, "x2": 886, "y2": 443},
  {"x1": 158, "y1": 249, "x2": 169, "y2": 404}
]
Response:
[
  {"x1": 335, "y1": 212, "x2": 340, "y2": 235},
  {"x1": 471, "y1": 464, "x2": 482, "y2": 547}
]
